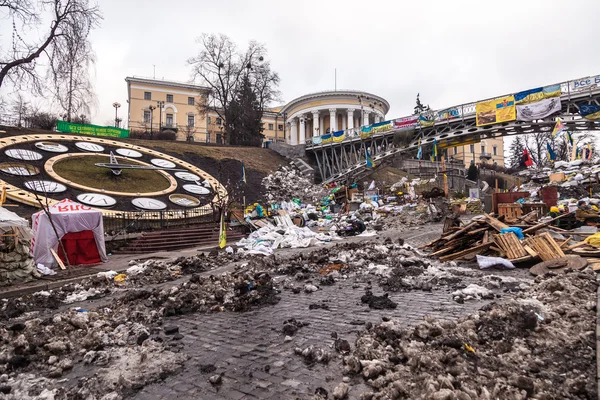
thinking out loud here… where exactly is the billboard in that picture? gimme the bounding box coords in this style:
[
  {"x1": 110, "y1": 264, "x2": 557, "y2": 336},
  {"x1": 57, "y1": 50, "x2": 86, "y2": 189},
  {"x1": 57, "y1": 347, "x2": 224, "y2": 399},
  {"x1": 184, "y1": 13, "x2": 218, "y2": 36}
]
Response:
[
  {"x1": 475, "y1": 96, "x2": 516, "y2": 126},
  {"x1": 57, "y1": 121, "x2": 130, "y2": 138}
]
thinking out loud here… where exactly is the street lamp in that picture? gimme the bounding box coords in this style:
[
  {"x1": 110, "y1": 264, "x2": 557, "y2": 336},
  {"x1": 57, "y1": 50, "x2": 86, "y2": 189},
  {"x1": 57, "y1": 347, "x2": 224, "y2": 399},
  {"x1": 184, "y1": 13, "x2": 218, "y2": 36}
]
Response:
[
  {"x1": 148, "y1": 105, "x2": 156, "y2": 138},
  {"x1": 112, "y1": 102, "x2": 121, "y2": 128},
  {"x1": 156, "y1": 100, "x2": 165, "y2": 130}
]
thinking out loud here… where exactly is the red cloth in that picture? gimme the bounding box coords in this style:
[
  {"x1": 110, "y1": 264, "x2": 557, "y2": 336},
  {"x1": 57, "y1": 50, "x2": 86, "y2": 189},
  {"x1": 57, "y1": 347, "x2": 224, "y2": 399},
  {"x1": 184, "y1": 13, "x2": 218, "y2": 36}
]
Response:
[{"x1": 58, "y1": 230, "x2": 101, "y2": 266}]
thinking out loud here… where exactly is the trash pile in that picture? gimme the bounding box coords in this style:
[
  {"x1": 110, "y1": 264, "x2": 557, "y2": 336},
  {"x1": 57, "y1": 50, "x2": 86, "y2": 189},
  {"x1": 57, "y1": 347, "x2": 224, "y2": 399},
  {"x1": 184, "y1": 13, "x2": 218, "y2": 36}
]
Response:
[
  {"x1": 423, "y1": 211, "x2": 600, "y2": 277},
  {"x1": 334, "y1": 268, "x2": 598, "y2": 399},
  {"x1": 262, "y1": 163, "x2": 327, "y2": 204}
]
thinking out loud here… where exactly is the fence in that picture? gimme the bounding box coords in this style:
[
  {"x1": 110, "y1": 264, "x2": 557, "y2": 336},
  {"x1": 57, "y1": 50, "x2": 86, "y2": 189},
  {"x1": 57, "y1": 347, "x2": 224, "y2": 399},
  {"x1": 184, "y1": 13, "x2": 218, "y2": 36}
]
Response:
[{"x1": 103, "y1": 208, "x2": 214, "y2": 235}]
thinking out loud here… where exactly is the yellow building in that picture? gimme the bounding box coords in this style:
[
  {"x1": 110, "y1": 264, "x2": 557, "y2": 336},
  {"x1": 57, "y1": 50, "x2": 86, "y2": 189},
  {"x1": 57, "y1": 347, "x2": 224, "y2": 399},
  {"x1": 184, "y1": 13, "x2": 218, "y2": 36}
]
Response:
[{"x1": 447, "y1": 137, "x2": 505, "y2": 167}]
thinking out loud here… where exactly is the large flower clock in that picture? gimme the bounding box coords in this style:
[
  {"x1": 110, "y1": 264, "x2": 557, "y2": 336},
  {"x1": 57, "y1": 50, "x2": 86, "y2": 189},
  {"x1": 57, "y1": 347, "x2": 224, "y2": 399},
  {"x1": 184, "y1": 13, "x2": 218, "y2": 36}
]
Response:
[{"x1": 0, "y1": 134, "x2": 227, "y2": 216}]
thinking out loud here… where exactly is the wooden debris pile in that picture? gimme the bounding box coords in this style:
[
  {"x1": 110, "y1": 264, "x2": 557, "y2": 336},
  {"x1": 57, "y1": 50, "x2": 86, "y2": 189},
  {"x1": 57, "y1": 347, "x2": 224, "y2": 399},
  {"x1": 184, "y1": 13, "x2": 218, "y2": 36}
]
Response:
[{"x1": 422, "y1": 211, "x2": 592, "y2": 270}]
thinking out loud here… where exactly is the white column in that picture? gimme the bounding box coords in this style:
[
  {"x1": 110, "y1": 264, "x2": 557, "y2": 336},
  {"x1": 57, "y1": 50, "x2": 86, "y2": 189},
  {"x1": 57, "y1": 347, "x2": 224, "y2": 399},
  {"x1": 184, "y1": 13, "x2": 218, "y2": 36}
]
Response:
[
  {"x1": 312, "y1": 111, "x2": 320, "y2": 137},
  {"x1": 362, "y1": 110, "x2": 370, "y2": 127},
  {"x1": 290, "y1": 119, "x2": 298, "y2": 145},
  {"x1": 374, "y1": 114, "x2": 381, "y2": 123},
  {"x1": 299, "y1": 116, "x2": 306, "y2": 144},
  {"x1": 319, "y1": 114, "x2": 324, "y2": 136},
  {"x1": 347, "y1": 109, "x2": 355, "y2": 130},
  {"x1": 329, "y1": 108, "x2": 337, "y2": 132},
  {"x1": 341, "y1": 112, "x2": 346, "y2": 131}
]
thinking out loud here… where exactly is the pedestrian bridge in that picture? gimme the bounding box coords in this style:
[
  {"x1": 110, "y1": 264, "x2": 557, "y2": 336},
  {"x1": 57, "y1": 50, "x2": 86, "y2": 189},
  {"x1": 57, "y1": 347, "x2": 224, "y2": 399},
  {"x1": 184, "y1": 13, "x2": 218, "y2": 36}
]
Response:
[{"x1": 304, "y1": 75, "x2": 600, "y2": 183}]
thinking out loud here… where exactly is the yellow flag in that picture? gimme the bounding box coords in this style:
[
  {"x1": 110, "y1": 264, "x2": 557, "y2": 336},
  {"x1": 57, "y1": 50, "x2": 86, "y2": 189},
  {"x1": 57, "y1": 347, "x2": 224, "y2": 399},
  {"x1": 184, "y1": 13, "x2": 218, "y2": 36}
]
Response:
[{"x1": 218, "y1": 211, "x2": 226, "y2": 249}]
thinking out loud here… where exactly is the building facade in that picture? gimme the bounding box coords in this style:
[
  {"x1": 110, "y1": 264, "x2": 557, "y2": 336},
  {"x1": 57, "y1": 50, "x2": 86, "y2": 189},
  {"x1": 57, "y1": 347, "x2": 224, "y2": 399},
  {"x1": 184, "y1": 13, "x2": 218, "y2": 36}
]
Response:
[
  {"x1": 446, "y1": 137, "x2": 505, "y2": 167},
  {"x1": 280, "y1": 90, "x2": 390, "y2": 145}
]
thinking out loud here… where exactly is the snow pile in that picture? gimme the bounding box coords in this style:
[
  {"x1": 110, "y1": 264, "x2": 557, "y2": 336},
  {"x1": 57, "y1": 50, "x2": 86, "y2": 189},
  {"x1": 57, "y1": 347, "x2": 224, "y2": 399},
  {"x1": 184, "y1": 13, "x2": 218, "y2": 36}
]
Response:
[{"x1": 262, "y1": 163, "x2": 327, "y2": 203}]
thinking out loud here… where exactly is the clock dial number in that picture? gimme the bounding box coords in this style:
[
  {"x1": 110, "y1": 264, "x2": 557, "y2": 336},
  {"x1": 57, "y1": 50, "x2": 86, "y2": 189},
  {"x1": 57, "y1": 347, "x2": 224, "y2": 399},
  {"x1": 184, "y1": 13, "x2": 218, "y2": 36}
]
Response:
[
  {"x1": 24, "y1": 180, "x2": 67, "y2": 193},
  {"x1": 116, "y1": 148, "x2": 142, "y2": 158},
  {"x1": 174, "y1": 172, "x2": 200, "y2": 182},
  {"x1": 77, "y1": 193, "x2": 117, "y2": 207},
  {"x1": 5, "y1": 149, "x2": 43, "y2": 161},
  {"x1": 75, "y1": 142, "x2": 105, "y2": 152},
  {"x1": 151, "y1": 158, "x2": 177, "y2": 168},
  {"x1": 131, "y1": 198, "x2": 167, "y2": 210},
  {"x1": 182, "y1": 184, "x2": 210, "y2": 195},
  {"x1": 35, "y1": 142, "x2": 68, "y2": 153}
]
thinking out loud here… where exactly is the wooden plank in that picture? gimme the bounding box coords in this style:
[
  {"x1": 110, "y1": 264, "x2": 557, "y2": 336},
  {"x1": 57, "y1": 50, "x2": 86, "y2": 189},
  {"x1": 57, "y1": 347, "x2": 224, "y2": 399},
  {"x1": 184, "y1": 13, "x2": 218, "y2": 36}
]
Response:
[
  {"x1": 439, "y1": 242, "x2": 492, "y2": 262},
  {"x1": 50, "y1": 248, "x2": 66, "y2": 270},
  {"x1": 523, "y1": 245, "x2": 538, "y2": 258},
  {"x1": 442, "y1": 221, "x2": 477, "y2": 241},
  {"x1": 485, "y1": 213, "x2": 510, "y2": 231},
  {"x1": 521, "y1": 211, "x2": 575, "y2": 234}
]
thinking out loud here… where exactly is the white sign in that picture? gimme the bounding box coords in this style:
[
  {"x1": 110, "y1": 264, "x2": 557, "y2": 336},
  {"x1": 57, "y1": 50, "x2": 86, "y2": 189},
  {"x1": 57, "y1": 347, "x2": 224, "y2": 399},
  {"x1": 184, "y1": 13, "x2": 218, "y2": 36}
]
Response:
[
  {"x1": 24, "y1": 180, "x2": 67, "y2": 193},
  {"x1": 0, "y1": 163, "x2": 39, "y2": 176},
  {"x1": 175, "y1": 172, "x2": 200, "y2": 182},
  {"x1": 76, "y1": 193, "x2": 117, "y2": 207},
  {"x1": 569, "y1": 75, "x2": 600, "y2": 93},
  {"x1": 116, "y1": 148, "x2": 142, "y2": 158},
  {"x1": 35, "y1": 142, "x2": 69, "y2": 153},
  {"x1": 151, "y1": 158, "x2": 176, "y2": 169},
  {"x1": 182, "y1": 184, "x2": 210, "y2": 195},
  {"x1": 5, "y1": 149, "x2": 43, "y2": 161},
  {"x1": 131, "y1": 197, "x2": 167, "y2": 210},
  {"x1": 75, "y1": 142, "x2": 104, "y2": 152}
]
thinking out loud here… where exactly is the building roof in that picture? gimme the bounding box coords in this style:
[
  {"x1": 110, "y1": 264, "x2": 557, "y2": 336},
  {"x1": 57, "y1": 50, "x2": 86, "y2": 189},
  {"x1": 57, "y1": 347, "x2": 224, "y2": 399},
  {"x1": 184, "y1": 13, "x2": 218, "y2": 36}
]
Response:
[
  {"x1": 280, "y1": 90, "x2": 390, "y2": 115},
  {"x1": 125, "y1": 76, "x2": 209, "y2": 92}
]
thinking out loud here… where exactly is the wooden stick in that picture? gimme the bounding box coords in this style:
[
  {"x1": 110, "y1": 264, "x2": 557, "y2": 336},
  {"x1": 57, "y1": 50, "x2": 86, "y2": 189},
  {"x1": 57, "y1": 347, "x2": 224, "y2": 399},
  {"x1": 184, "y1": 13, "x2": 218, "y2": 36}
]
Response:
[
  {"x1": 439, "y1": 242, "x2": 492, "y2": 262},
  {"x1": 521, "y1": 211, "x2": 575, "y2": 234}
]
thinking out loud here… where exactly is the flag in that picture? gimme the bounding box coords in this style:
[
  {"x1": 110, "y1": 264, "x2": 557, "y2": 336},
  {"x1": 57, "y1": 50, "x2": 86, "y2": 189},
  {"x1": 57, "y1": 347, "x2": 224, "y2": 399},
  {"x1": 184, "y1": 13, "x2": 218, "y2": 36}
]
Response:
[
  {"x1": 551, "y1": 118, "x2": 565, "y2": 137},
  {"x1": 416, "y1": 137, "x2": 422, "y2": 160},
  {"x1": 521, "y1": 148, "x2": 534, "y2": 167},
  {"x1": 240, "y1": 162, "x2": 247, "y2": 184},
  {"x1": 579, "y1": 104, "x2": 600, "y2": 120},
  {"x1": 218, "y1": 210, "x2": 226, "y2": 249},
  {"x1": 365, "y1": 148, "x2": 375, "y2": 168},
  {"x1": 576, "y1": 147, "x2": 581, "y2": 159},
  {"x1": 432, "y1": 139, "x2": 438, "y2": 161},
  {"x1": 587, "y1": 143, "x2": 593, "y2": 160},
  {"x1": 546, "y1": 143, "x2": 556, "y2": 161},
  {"x1": 565, "y1": 130, "x2": 573, "y2": 146}
]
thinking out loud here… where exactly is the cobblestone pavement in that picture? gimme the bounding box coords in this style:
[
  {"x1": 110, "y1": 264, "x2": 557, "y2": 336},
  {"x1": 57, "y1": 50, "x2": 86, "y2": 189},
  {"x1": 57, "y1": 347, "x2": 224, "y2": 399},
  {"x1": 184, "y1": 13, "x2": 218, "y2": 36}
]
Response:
[
  {"x1": 129, "y1": 223, "x2": 532, "y2": 400},
  {"x1": 134, "y1": 281, "x2": 486, "y2": 400}
]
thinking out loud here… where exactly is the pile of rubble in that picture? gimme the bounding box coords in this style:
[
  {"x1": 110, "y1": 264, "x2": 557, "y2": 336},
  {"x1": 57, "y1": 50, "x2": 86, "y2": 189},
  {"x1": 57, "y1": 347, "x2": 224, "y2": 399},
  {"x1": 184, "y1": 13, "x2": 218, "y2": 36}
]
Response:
[
  {"x1": 262, "y1": 163, "x2": 327, "y2": 204},
  {"x1": 0, "y1": 208, "x2": 38, "y2": 285},
  {"x1": 333, "y1": 268, "x2": 597, "y2": 399}
]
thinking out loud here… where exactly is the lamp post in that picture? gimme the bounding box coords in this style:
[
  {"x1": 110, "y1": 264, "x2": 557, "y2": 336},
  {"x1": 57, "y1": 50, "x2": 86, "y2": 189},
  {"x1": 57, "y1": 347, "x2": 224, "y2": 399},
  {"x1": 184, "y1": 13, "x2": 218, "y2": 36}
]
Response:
[
  {"x1": 112, "y1": 102, "x2": 121, "y2": 127},
  {"x1": 148, "y1": 105, "x2": 156, "y2": 138},
  {"x1": 156, "y1": 100, "x2": 164, "y2": 130}
]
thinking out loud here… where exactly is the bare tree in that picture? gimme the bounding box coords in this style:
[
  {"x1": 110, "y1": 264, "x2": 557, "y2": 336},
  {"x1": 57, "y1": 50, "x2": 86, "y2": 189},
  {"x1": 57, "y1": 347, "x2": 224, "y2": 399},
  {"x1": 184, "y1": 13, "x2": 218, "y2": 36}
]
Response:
[
  {"x1": 10, "y1": 93, "x2": 29, "y2": 126},
  {"x1": 0, "y1": 0, "x2": 101, "y2": 94},
  {"x1": 188, "y1": 33, "x2": 279, "y2": 145}
]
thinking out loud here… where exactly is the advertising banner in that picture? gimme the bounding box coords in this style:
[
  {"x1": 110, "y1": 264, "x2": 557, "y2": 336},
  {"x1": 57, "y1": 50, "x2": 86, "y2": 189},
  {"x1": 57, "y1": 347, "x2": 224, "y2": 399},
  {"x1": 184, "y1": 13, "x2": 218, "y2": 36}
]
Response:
[
  {"x1": 475, "y1": 96, "x2": 516, "y2": 126},
  {"x1": 393, "y1": 116, "x2": 418, "y2": 130},
  {"x1": 437, "y1": 108, "x2": 459, "y2": 121},
  {"x1": 371, "y1": 121, "x2": 392, "y2": 134},
  {"x1": 516, "y1": 97, "x2": 561, "y2": 121},
  {"x1": 57, "y1": 121, "x2": 129, "y2": 138},
  {"x1": 569, "y1": 75, "x2": 600, "y2": 93}
]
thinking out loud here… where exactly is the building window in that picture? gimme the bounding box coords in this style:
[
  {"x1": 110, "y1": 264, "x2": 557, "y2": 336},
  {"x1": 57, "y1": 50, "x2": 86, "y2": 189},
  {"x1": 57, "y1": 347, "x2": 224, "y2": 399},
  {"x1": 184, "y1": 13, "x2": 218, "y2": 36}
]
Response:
[
  {"x1": 453, "y1": 147, "x2": 458, "y2": 155},
  {"x1": 144, "y1": 91, "x2": 151, "y2": 100},
  {"x1": 469, "y1": 144, "x2": 474, "y2": 154},
  {"x1": 187, "y1": 115, "x2": 194, "y2": 127},
  {"x1": 278, "y1": 124, "x2": 283, "y2": 131},
  {"x1": 215, "y1": 117, "x2": 222, "y2": 125},
  {"x1": 206, "y1": 133, "x2": 211, "y2": 143},
  {"x1": 166, "y1": 113, "x2": 173, "y2": 127},
  {"x1": 143, "y1": 110, "x2": 151, "y2": 123},
  {"x1": 188, "y1": 97, "x2": 195, "y2": 106},
  {"x1": 481, "y1": 145, "x2": 486, "y2": 153},
  {"x1": 268, "y1": 123, "x2": 274, "y2": 130},
  {"x1": 207, "y1": 117, "x2": 211, "y2": 125},
  {"x1": 493, "y1": 145, "x2": 498, "y2": 156},
  {"x1": 166, "y1": 94, "x2": 173, "y2": 103}
]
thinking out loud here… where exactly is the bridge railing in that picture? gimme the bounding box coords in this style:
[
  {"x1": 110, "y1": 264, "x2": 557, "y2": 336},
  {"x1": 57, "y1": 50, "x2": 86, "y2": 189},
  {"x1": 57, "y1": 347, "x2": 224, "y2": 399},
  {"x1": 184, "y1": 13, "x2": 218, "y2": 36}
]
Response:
[{"x1": 305, "y1": 73, "x2": 600, "y2": 148}]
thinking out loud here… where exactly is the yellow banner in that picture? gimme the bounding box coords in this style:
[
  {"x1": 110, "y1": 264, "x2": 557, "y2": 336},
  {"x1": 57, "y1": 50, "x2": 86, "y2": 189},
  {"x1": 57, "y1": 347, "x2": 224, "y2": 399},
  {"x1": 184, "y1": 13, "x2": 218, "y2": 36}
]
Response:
[{"x1": 476, "y1": 96, "x2": 516, "y2": 126}]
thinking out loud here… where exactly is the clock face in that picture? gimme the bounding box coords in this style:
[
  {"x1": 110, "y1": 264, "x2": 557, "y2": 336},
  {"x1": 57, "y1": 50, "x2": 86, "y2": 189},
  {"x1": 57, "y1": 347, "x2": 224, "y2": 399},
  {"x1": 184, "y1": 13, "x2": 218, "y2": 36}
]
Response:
[
  {"x1": 5, "y1": 149, "x2": 43, "y2": 161},
  {"x1": 0, "y1": 163, "x2": 39, "y2": 176},
  {"x1": 169, "y1": 194, "x2": 201, "y2": 207},
  {"x1": 151, "y1": 158, "x2": 177, "y2": 169},
  {"x1": 24, "y1": 180, "x2": 67, "y2": 193},
  {"x1": 175, "y1": 172, "x2": 200, "y2": 182},
  {"x1": 75, "y1": 142, "x2": 104, "y2": 152},
  {"x1": 76, "y1": 193, "x2": 117, "y2": 207},
  {"x1": 35, "y1": 142, "x2": 69, "y2": 153},
  {"x1": 0, "y1": 134, "x2": 227, "y2": 217},
  {"x1": 182, "y1": 184, "x2": 210, "y2": 195},
  {"x1": 132, "y1": 197, "x2": 167, "y2": 210},
  {"x1": 116, "y1": 148, "x2": 142, "y2": 158}
]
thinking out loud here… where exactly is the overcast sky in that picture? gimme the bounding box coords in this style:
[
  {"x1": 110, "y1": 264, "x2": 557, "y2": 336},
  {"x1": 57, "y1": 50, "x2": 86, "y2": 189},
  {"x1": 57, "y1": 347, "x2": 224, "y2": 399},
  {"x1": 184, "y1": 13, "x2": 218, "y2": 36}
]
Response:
[{"x1": 3, "y1": 0, "x2": 600, "y2": 128}]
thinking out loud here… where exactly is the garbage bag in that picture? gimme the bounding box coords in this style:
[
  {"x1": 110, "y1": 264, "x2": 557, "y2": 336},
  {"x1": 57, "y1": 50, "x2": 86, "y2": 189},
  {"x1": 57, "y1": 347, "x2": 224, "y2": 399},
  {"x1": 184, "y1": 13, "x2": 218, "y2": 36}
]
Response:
[
  {"x1": 476, "y1": 255, "x2": 515, "y2": 269},
  {"x1": 584, "y1": 232, "x2": 600, "y2": 247},
  {"x1": 500, "y1": 227, "x2": 524, "y2": 240}
]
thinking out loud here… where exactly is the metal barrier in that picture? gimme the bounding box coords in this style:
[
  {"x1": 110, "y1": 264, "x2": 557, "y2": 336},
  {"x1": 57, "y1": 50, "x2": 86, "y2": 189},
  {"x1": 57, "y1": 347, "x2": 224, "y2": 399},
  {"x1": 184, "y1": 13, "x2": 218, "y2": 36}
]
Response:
[{"x1": 103, "y1": 208, "x2": 214, "y2": 235}]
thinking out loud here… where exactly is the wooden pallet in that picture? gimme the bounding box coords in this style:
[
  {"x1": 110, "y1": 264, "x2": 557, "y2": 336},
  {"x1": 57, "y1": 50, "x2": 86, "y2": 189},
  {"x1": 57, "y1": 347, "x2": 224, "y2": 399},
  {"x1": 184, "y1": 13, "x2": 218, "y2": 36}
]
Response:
[
  {"x1": 493, "y1": 232, "x2": 528, "y2": 260},
  {"x1": 523, "y1": 232, "x2": 565, "y2": 261},
  {"x1": 498, "y1": 203, "x2": 522, "y2": 220}
]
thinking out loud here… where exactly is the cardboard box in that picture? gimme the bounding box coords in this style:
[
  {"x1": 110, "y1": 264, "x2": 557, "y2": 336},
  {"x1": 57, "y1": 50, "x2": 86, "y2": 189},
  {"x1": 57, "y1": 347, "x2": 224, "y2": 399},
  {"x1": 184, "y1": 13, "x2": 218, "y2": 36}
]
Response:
[{"x1": 549, "y1": 172, "x2": 565, "y2": 182}]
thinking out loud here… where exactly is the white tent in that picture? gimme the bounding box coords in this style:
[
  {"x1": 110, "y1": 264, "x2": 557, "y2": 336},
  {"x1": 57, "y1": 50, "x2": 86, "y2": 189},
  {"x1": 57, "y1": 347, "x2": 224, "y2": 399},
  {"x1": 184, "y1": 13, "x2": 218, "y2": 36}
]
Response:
[{"x1": 31, "y1": 199, "x2": 108, "y2": 267}]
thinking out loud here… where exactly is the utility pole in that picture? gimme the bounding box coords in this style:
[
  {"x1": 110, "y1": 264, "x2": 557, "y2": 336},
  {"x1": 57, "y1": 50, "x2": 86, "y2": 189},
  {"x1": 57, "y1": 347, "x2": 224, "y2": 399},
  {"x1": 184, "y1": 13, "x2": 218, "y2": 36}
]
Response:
[
  {"x1": 112, "y1": 102, "x2": 121, "y2": 127},
  {"x1": 148, "y1": 105, "x2": 156, "y2": 138}
]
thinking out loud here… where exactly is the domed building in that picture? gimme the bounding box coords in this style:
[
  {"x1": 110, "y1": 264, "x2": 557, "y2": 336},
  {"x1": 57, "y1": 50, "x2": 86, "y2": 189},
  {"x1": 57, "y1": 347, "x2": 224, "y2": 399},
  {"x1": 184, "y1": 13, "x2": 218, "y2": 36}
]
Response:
[{"x1": 279, "y1": 90, "x2": 390, "y2": 145}]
